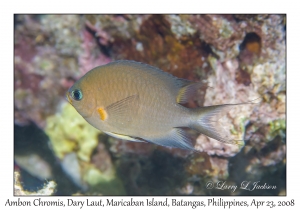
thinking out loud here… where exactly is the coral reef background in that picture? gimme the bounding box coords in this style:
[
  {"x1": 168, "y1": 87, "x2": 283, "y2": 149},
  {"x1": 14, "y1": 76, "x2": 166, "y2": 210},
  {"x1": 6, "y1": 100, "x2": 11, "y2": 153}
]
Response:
[{"x1": 14, "y1": 14, "x2": 286, "y2": 195}]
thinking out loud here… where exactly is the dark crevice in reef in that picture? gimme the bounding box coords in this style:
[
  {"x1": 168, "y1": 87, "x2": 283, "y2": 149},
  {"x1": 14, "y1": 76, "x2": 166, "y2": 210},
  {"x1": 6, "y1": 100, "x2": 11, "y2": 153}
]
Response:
[{"x1": 14, "y1": 123, "x2": 80, "y2": 195}]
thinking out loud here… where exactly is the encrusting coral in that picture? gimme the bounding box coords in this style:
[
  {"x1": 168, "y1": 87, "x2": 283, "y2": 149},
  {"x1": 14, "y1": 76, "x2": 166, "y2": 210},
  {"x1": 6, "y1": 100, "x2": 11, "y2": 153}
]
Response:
[
  {"x1": 14, "y1": 171, "x2": 56, "y2": 195},
  {"x1": 45, "y1": 103, "x2": 125, "y2": 194}
]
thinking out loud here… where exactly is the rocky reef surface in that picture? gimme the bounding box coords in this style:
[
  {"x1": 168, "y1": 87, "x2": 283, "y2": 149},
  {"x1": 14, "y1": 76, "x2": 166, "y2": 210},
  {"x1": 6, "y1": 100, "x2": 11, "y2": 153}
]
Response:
[{"x1": 14, "y1": 14, "x2": 285, "y2": 195}]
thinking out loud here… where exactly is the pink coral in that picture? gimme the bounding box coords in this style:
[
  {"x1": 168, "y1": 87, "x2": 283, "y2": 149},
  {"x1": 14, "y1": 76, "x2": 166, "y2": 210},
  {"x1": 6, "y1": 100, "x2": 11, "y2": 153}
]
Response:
[{"x1": 78, "y1": 27, "x2": 111, "y2": 76}]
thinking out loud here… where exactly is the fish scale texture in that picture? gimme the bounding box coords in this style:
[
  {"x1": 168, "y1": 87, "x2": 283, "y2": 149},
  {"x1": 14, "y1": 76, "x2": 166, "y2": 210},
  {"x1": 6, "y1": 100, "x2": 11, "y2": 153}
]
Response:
[{"x1": 72, "y1": 61, "x2": 191, "y2": 140}]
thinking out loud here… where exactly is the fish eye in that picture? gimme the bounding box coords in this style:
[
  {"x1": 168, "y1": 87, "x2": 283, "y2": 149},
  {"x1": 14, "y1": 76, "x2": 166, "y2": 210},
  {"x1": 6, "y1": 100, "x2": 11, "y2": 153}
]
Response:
[{"x1": 71, "y1": 89, "x2": 83, "y2": 101}]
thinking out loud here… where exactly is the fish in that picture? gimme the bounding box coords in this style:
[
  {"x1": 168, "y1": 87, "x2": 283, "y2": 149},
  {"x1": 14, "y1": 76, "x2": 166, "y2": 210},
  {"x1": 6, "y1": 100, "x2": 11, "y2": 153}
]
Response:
[{"x1": 66, "y1": 60, "x2": 248, "y2": 151}]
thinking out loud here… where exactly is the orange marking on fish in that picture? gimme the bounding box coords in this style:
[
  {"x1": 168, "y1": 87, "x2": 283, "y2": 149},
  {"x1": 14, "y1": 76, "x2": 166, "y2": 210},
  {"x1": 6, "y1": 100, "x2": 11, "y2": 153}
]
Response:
[{"x1": 97, "y1": 107, "x2": 107, "y2": 121}]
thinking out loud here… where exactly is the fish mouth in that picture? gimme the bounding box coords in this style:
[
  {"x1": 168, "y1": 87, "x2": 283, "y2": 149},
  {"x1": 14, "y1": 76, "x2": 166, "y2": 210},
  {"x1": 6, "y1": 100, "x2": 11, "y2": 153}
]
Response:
[{"x1": 66, "y1": 92, "x2": 72, "y2": 105}]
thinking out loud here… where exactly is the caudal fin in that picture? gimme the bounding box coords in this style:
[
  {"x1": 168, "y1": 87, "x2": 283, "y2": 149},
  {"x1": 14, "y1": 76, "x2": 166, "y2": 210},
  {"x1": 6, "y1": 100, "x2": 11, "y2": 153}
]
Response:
[{"x1": 190, "y1": 103, "x2": 253, "y2": 145}]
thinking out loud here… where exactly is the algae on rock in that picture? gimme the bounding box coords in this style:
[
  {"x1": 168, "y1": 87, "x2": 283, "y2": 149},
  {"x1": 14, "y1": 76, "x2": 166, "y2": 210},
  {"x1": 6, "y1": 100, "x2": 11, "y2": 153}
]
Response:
[
  {"x1": 45, "y1": 102, "x2": 99, "y2": 162},
  {"x1": 45, "y1": 102, "x2": 125, "y2": 194}
]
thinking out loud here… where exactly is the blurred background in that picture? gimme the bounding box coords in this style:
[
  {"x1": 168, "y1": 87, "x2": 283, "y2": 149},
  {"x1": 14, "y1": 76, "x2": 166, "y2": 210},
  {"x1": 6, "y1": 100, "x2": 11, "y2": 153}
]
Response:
[{"x1": 14, "y1": 14, "x2": 286, "y2": 195}]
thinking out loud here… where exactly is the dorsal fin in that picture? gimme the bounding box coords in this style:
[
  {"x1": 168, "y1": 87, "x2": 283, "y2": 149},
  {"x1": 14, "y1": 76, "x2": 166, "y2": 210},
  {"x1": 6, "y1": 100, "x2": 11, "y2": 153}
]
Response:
[{"x1": 176, "y1": 81, "x2": 207, "y2": 104}]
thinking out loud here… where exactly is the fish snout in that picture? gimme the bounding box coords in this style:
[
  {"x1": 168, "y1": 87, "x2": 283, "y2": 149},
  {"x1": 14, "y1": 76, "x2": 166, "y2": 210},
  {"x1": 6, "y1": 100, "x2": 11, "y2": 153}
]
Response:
[{"x1": 66, "y1": 91, "x2": 72, "y2": 105}]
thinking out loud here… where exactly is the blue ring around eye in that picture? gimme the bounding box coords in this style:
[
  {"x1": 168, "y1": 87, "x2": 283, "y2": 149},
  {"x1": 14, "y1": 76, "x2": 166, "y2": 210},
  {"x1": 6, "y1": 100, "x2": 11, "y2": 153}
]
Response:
[{"x1": 71, "y1": 89, "x2": 82, "y2": 101}]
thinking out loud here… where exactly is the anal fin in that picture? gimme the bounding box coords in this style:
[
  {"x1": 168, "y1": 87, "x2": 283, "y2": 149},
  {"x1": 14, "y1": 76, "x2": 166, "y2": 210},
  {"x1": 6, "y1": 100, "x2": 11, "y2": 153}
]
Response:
[{"x1": 146, "y1": 128, "x2": 197, "y2": 151}]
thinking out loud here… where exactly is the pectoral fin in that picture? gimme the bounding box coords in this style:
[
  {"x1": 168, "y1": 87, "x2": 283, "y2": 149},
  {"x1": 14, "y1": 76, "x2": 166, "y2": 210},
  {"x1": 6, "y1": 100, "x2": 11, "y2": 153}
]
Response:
[{"x1": 101, "y1": 94, "x2": 140, "y2": 126}]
